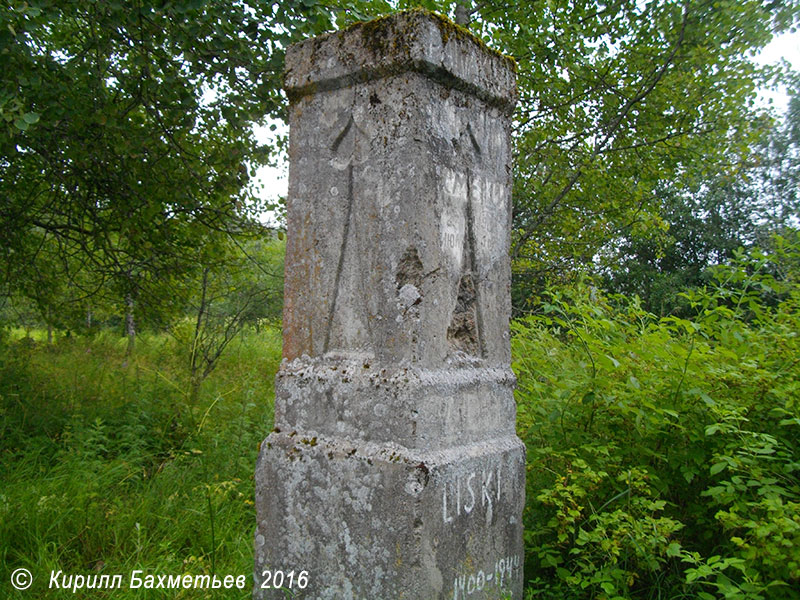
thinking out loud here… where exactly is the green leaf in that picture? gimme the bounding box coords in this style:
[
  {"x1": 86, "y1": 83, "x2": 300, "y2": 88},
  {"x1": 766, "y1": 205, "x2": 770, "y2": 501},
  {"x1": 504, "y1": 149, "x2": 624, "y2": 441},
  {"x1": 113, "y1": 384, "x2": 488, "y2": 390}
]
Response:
[
  {"x1": 22, "y1": 112, "x2": 39, "y2": 124},
  {"x1": 700, "y1": 392, "x2": 715, "y2": 407},
  {"x1": 710, "y1": 462, "x2": 727, "y2": 475}
]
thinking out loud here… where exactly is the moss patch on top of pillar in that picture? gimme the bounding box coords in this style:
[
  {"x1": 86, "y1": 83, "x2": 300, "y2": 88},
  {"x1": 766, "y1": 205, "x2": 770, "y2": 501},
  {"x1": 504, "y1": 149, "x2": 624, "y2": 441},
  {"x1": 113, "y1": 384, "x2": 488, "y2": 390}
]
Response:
[
  {"x1": 357, "y1": 8, "x2": 517, "y2": 74},
  {"x1": 425, "y1": 9, "x2": 517, "y2": 73},
  {"x1": 284, "y1": 8, "x2": 517, "y2": 111}
]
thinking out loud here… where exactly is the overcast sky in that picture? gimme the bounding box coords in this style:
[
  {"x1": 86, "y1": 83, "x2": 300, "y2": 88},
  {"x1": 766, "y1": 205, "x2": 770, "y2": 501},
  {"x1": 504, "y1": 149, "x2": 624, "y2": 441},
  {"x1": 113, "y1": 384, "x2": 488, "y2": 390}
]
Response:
[{"x1": 252, "y1": 28, "x2": 800, "y2": 213}]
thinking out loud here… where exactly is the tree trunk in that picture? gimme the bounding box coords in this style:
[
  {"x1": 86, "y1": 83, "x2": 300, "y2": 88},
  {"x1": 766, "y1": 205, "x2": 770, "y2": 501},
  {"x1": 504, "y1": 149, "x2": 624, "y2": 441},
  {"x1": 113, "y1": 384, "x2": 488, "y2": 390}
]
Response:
[
  {"x1": 125, "y1": 294, "x2": 135, "y2": 355},
  {"x1": 46, "y1": 307, "x2": 53, "y2": 344},
  {"x1": 454, "y1": 0, "x2": 471, "y2": 26},
  {"x1": 190, "y1": 372, "x2": 202, "y2": 406},
  {"x1": 87, "y1": 303, "x2": 92, "y2": 330}
]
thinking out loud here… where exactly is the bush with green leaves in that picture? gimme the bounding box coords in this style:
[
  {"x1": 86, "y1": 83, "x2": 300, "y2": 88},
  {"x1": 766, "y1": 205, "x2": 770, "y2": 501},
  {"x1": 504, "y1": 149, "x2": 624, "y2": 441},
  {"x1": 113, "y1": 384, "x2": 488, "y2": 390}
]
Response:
[{"x1": 515, "y1": 232, "x2": 800, "y2": 599}]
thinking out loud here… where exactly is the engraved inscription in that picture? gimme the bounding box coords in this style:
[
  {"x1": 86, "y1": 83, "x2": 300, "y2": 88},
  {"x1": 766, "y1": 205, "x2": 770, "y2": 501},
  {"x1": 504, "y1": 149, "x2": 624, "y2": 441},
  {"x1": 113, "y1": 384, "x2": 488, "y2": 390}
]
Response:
[
  {"x1": 442, "y1": 463, "x2": 502, "y2": 525},
  {"x1": 440, "y1": 168, "x2": 467, "y2": 270},
  {"x1": 470, "y1": 175, "x2": 508, "y2": 264},
  {"x1": 451, "y1": 554, "x2": 521, "y2": 600}
]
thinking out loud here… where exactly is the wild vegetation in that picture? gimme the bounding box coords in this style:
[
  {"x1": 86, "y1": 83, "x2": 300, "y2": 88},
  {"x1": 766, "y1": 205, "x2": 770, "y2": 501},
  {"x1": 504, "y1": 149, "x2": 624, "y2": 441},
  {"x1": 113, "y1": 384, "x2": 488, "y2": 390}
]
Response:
[
  {"x1": 2, "y1": 237, "x2": 797, "y2": 599},
  {"x1": 0, "y1": 328, "x2": 281, "y2": 599},
  {"x1": 2, "y1": 0, "x2": 800, "y2": 598},
  {"x1": 514, "y1": 235, "x2": 800, "y2": 599}
]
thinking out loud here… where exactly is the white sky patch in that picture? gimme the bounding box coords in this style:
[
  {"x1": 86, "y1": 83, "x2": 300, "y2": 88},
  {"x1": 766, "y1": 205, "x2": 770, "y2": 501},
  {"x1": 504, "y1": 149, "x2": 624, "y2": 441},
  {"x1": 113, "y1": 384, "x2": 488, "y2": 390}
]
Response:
[
  {"x1": 754, "y1": 29, "x2": 800, "y2": 113},
  {"x1": 253, "y1": 118, "x2": 288, "y2": 220}
]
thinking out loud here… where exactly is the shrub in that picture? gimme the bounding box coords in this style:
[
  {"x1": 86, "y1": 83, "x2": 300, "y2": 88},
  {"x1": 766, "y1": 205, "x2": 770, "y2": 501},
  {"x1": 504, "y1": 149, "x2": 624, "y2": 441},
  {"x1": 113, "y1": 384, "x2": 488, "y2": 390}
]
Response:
[{"x1": 515, "y1": 233, "x2": 800, "y2": 599}]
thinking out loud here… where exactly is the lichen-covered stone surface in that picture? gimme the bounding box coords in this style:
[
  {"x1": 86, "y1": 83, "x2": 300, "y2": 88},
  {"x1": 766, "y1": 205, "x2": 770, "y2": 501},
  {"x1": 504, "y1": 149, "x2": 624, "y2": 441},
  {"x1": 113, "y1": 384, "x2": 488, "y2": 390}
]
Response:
[{"x1": 255, "y1": 10, "x2": 523, "y2": 599}]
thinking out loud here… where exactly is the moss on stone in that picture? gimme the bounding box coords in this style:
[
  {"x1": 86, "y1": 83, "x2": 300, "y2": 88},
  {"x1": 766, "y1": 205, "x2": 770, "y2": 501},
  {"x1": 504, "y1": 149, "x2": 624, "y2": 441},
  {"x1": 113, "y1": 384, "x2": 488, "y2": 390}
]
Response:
[
  {"x1": 354, "y1": 8, "x2": 517, "y2": 74},
  {"x1": 359, "y1": 11, "x2": 408, "y2": 58},
  {"x1": 285, "y1": 8, "x2": 517, "y2": 110},
  {"x1": 423, "y1": 9, "x2": 517, "y2": 73}
]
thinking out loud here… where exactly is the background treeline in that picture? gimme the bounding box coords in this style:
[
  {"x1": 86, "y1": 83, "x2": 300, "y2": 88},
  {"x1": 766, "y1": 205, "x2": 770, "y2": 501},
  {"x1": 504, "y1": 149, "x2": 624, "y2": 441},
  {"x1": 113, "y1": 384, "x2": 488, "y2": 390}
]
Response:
[{"x1": 1, "y1": 1, "x2": 799, "y2": 598}]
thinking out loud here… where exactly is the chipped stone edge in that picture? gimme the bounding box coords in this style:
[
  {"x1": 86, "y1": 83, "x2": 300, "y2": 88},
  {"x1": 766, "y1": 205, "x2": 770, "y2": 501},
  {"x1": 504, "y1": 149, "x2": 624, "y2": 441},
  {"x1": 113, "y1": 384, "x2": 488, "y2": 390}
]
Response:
[
  {"x1": 284, "y1": 10, "x2": 518, "y2": 114},
  {"x1": 276, "y1": 353, "x2": 517, "y2": 388},
  {"x1": 260, "y1": 428, "x2": 525, "y2": 468}
]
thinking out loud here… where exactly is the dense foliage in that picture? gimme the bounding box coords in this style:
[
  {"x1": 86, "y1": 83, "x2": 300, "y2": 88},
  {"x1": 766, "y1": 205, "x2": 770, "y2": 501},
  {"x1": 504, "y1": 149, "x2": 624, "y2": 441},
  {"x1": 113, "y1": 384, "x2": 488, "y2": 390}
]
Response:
[
  {"x1": 0, "y1": 0, "x2": 306, "y2": 330},
  {"x1": 604, "y1": 90, "x2": 800, "y2": 315},
  {"x1": 4, "y1": 0, "x2": 799, "y2": 321},
  {"x1": 2, "y1": 234, "x2": 797, "y2": 598},
  {"x1": 514, "y1": 233, "x2": 800, "y2": 598}
]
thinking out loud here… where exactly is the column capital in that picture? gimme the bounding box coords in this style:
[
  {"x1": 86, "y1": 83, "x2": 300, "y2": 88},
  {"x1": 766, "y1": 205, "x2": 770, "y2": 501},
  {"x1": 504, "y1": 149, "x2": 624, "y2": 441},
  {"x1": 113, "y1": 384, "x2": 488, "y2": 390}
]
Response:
[{"x1": 284, "y1": 10, "x2": 517, "y2": 113}]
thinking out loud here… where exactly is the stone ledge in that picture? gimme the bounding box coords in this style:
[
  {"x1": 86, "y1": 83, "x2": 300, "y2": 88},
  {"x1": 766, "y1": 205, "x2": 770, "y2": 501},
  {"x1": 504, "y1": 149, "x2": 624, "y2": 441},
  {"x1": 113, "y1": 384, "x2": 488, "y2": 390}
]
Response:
[
  {"x1": 284, "y1": 10, "x2": 517, "y2": 113},
  {"x1": 276, "y1": 353, "x2": 517, "y2": 388},
  {"x1": 260, "y1": 429, "x2": 525, "y2": 466},
  {"x1": 272, "y1": 356, "x2": 518, "y2": 449}
]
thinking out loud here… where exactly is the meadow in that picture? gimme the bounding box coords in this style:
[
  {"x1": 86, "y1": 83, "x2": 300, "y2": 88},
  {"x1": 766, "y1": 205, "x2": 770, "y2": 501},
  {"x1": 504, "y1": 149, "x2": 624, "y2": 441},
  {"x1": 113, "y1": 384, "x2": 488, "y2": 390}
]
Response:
[{"x1": 1, "y1": 328, "x2": 281, "y2": 599}]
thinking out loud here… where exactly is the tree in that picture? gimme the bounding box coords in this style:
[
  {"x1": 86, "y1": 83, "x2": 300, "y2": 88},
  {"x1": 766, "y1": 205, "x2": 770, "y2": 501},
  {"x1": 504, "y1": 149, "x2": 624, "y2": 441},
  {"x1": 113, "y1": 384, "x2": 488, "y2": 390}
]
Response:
[
  {"x1": 486, "y1": 0, "x2": 797, "y2": 310},
  {"x1": 0, "y1": 0, "x2": 327, "y2": 324},
  {"x1": 601, "y1": 177, "x2": 763, "y2": 315},
  {"x1": 758, "y1": 78, "x2": 800, "y2": 232},
  {"x1": 602, "y1": 85, "x2": 800, "y2": 314},
  {"x1": 3, "y1": 0, "x2": 797, "y2": 322},
  {"x1": 170, "y1": 235, "x2": 284, "y2": 403}
]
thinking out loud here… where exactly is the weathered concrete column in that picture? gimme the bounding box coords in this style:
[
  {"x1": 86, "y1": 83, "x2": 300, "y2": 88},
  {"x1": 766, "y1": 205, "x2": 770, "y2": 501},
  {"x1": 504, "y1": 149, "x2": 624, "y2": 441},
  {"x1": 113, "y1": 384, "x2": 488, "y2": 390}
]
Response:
[{"x1": 254, "y1": 11, "x2": 524, "y2": 599}]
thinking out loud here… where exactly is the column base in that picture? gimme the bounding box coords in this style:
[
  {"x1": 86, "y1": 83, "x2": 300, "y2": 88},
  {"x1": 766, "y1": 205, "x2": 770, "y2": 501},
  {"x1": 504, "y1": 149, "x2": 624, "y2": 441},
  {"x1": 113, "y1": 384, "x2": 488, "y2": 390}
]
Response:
[{"x1": 254, "y1": 430, "x2": 525, "y2": 599}]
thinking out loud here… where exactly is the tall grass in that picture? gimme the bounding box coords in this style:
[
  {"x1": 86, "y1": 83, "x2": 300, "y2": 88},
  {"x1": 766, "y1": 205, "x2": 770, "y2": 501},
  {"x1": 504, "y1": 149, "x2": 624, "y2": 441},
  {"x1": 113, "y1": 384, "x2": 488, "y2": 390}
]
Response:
[{"x1": 0, "y1": 327, "x2": 281, "y2": 599}]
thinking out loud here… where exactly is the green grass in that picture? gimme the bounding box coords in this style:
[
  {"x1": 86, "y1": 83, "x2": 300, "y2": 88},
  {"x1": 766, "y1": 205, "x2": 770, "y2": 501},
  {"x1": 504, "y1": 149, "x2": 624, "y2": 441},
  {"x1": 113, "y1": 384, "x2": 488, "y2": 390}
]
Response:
[{"x1": 0, "y1": 327, "x2": 281, "y2": 599}]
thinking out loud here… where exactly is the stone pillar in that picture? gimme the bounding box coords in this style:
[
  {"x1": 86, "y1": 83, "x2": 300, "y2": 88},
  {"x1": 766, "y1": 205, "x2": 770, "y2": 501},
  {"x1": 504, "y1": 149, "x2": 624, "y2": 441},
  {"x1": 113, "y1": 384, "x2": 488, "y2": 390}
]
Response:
[{"x1": 254, "y1": 10, "x2": 524, "y2": 599}]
